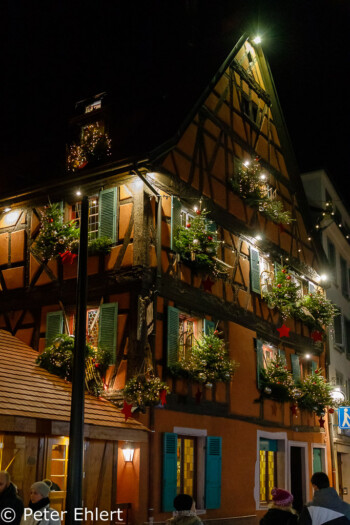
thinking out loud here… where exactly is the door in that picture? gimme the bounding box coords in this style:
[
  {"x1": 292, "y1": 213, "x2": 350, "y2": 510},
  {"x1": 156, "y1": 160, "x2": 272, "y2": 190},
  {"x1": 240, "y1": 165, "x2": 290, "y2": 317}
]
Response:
[
  {"x1": 45, "y1": 436, "x2": 69, "y2": 514},
  {"x1": 290, "y1": 447, "x2": 304, "y2": 512}
]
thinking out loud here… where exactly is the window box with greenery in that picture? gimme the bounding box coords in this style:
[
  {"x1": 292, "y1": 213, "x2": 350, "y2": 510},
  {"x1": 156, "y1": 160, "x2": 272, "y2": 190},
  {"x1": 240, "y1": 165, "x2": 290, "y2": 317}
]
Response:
[
  {"x1": 169, "y1": 329, "x2": 239, "y2": 387},
  {"x1": 123, "y1": 374, "x2": 170, "y2": 411},
  {"x1": 259, "y1": 354, "x2": 297, "y2": 402},
  {"x1": 297, "y1": 290, "x2": 339, "y2": 336},
  {"x1": 296, "y1": 368, "x2": 334, "y2": 416},
  {"x1": 262, "y1": 267, "x2": 300, "y2": 319},
  {"x1": 230, "y1": 158, "x2": 293, "y2": 225}
]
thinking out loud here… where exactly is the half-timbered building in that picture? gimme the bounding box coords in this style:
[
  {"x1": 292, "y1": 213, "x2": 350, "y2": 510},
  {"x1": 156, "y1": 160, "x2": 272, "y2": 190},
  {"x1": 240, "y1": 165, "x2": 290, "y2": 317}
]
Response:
[{"x1": 0, "y1": 34, "x2": 332, "y2": 524}]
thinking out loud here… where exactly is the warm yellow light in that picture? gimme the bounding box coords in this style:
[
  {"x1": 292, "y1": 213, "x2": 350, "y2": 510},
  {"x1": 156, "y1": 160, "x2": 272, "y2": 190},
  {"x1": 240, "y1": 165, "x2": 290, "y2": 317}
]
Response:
[
  {"x1": 253, "y1": 36, "x2": 262, "y2": 44},
  {"x1": 4, "y1": 207, "x2": 11, "y2": 213},
  {"x1": 260, "y1": 174, "x2": 266, "y2": 181},
  {"x1": 305, "y1": 354, "x2": 311, "y2": 359},
  {"x1": 243, "y1": 161, "x2": 250, "y2": 167},
  {"x1": 255, "y1": 234, "x2": 262, "y2": 241},
  {"x1": 122, "y1": 444, "x2": 134, "y2": 462},
  {"x1": 76, "y1": 190, "x2": 82, "y2": 196},
  {"x1": 4, "y1": 210, "x2": 20, "y2": 226},
  {"x1": 320, "y1": 274, "x2": 328, "y2": 282}
]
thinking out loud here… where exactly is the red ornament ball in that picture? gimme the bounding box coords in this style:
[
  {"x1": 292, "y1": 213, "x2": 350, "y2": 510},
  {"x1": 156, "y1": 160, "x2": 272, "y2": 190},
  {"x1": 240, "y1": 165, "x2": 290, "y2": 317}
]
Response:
[
  {"x1": 277, "y1": 284, "x2": 282, "y2": 289},
  {"x1": 214, "y1": 330, "x2": 218, "y2": 335},
  {"x1": 282, "y1": 269, "x2": 286, "y2": 273},
  {"x1": 196, "y1": 210, "x2": 201, "y2": 215},
  {"x1": 207, "y1": 235, "x2": 213, "y2": 241},
  {"x1": 315, "y1": 369, "x2": 319, "y2": 374},
  {"x1": 286, "y1": 275, "x2": 291, "y2": 280},
  {"x1": 186, "y1": 223, "x2": 191, "y2": 228}
]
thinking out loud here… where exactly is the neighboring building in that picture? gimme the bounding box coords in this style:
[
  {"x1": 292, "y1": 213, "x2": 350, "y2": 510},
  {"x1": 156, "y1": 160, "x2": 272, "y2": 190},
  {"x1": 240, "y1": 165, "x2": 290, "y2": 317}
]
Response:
[
  {"x1": 0, "y1": 35, "x2": 332, "y2": 523},
  {"x1": 302, "y1": 168, "x2": 350, "y2": 502}
]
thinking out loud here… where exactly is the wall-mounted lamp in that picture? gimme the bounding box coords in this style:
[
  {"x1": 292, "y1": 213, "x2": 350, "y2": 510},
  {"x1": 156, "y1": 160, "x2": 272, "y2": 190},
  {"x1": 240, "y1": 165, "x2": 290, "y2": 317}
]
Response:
[
  {"x1": 330, "y1": 387, "x2": 345, "y2": 404},
  {"x1": 253, "y1": 36, "x2": 262, "y2": 44},
  {"x1": 122, "y1": 443, "x2": 134, "y2": 463},
  {"x1": 4, "y1": 207, "x2": 11, "y2": 213},
  {"x1": 76, "y1": 190, "x2": 82, "y2": 197},
  {"x1": 304, "y1": 354, "x2": 311, "y2": 359}
]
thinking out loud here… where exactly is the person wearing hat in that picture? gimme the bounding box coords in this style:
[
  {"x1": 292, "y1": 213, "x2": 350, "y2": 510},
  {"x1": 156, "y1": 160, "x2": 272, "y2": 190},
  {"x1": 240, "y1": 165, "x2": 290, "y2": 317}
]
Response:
[
  {"x1": 260, "y1": 488, "x2": 298, "y2": 525},
  {"x1": 20, "y1": 481, "x2": 60, "y2": 525},
  {"x1": 0, "y1": 470, "x2": 24, "y2": 525},
  {"x1": 167, "y1": 494, "x2": 203, "y2": 525},
  {"x1": 299, "y1": 472, "x2": 350, "y2": 525}
]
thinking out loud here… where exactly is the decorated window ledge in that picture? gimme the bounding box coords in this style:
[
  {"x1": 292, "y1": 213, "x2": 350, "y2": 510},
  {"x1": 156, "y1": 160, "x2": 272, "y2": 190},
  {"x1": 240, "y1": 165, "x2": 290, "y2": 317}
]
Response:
[
  {"x1": 230, "y1": 157, "x2": 293, "y2": 225},
  {"x1": 67, "y1": 122, "x2": 111, "y2": 172}
]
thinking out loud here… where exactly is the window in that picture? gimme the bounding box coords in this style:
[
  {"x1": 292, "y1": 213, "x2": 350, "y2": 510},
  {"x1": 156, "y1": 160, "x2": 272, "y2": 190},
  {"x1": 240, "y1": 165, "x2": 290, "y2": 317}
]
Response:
[
  {"x1": 167, "y1": 306, "x2": 213, "y2": 366},
  {"x1": 162, "y1": 433, "x2": 221, "y2": 512},
  {"x1": 336, "y1": 370, "x2": 344, "y2": 388},
  {"x1": 85, "y1": 100, "x2": 102, "y2": 113},
  {"x1": 259, "y1": 439, "x2": 277, "y2": 505},
  {"x1": 345, "y1": 318, "x2": 350, "y2": 358},
  {"x1": 81, "y1": 120, "x2": 105, "y2": 142},
  {"x1": 327, "y1": 239, "x2": 336, "y2": 282},
  {"x1": 334, "y1": 313, "x2": 343, "y2": 347},
  {"x1": 291, "y1": 274, "x2": 303, "y2": 298},
  {"x1": 177, "y1": 436, "x2": 196, "y2": 496},
  {"x1": 340, "y1": 256, "x2": 348, "y2": 297},
  {"x1": 256, "y1": 340, "x2": 287, "y2": 389},
  {"x1": 250, "y1": 248, "x2": 274, "y2": 294},
  {"x1": 72, "y1": 197, "x2": 99, "y2": 240}
]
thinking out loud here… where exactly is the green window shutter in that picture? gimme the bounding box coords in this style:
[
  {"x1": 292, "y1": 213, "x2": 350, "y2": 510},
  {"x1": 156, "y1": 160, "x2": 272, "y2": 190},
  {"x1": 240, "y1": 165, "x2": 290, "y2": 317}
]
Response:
[
  {"x1": 291, "y1": 354, "x2": 301, "y2": 381},
  {"x1": 256, "y1": 339, "x2": 264, "y2": 389},
  {"x1": 205, "y1": 436, "x2": 222, "y2": 509},
  {"x1": 311, "y1": 360, "x2": 317, "y2": 374},
  {"x1": 167, "y1": 306, "x2": 179, "y2": 366},
  {"x1": 98, "y1": 187, "x2": 117, "y2": 242},
  {"x1": 204, "y1": 319, "x2": 215, "y2": 335},
  {"x1": 250, "y1": 247, "x2": 261, "y2": 293},
  {"x1": 278, "y1": 349, "x2": 286, "y2": 365},
  {"x1": 162, "y1": 433, "x2": 178, "y2": 512},
  {"x1": 171, "y1": 196, "x2": 182, "y2": 251},
  {"x1": 46, "y1": 311, "x2": 64, "y2": 346},
  {"x1": 98, "y1": 302, "x2": 118, "y2": 364}
]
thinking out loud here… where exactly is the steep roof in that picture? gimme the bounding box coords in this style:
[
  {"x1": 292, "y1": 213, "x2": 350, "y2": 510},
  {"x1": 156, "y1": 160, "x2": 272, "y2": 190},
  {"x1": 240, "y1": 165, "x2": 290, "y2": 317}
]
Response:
[{"x1": 0, "y1": 329, "x2": 147, "y2": 432}]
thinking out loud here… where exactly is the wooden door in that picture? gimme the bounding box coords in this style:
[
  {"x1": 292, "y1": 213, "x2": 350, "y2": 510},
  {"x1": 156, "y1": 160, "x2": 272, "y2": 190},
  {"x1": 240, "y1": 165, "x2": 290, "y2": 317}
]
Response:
[{"x1": 45, "y1": 436, "x2": 69, "y2": 513}]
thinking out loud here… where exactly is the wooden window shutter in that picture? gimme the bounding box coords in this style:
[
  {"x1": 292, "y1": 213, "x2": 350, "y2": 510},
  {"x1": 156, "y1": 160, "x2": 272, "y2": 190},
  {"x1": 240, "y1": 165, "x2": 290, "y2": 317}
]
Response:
[
  {"x1": 250, "y1": 247, "x2": 261, "y2": 293},
  {"x1": 46, "y1": 311, "x2": 64, "y2": 346},
  {"x1": 162, "y1": 433, "x2": 178, "y2": 512},
  {"x1": 204, "y1": 319, "x2": 215, "y2": 335},
  {"x1": 256, "y1": 339, "x2": 264, "y2": 389},
  {"x1": 291, "y1": 354, "x2": 301, "y2": 381},
  {"x1": 98, "y1": 187, "x2": 117, "y2": 241},
  {"x1": 167, "y1": 306, "x2": 179, "y2": 366},
  {"x1": 170, "y1": 196, "x2": 182, "y2": 251},
  {"x1": 205, "y1": 436, "x2": 222, "y2": 509},
  {"x1": 98, "y1": 302, "x2": 118, "y2": 364}
]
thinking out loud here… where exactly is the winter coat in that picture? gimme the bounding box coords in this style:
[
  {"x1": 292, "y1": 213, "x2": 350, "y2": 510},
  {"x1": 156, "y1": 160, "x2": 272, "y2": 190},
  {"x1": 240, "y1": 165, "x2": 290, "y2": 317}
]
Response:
[
  {"x1": 299, "y1": 487, "x2": 350, "y2": 525},
  {"x1": 260, "y1": 508, "x2": 298, "y2": 525},
  {"x1": 0, "y1": 482, "x2": 24, "y2": 525},
  {"x1": 167, "y1": 513, "x2": 203, "y2": 525},
  {"x1": 20, "y1": 503, "x2": 61, "y2": 525}
]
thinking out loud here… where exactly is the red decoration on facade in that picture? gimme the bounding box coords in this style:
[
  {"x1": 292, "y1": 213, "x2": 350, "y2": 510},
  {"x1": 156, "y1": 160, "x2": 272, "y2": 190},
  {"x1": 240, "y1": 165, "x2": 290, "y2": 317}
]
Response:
[
  {"x1": 207, "y1": 235, "x2": 213, "y2": 241},
  {"x1": 311, "y1": 330, "x2": 323, "y2": 343},
  {"x1": 59, "y1": 251, "x2": 77, "y2": 264},
  {"x1": 196, "y1": 210, "x2": 201, "y2": 215},
  {"x1": 121, "y1": 400, "x2": 133, "y2": 421},
  {"x1": 328, "y1": 408, "x2": 335, "y2": 414},
  {"x1": 186, "y1": 223, "x2": 191, "y2": 228},
  {"x1": 286, "y1": 275, "x2": 291, "y2": 280},
  {"x1": 277, "y1": 324, "x2": 290, "y2": 338},
  {"x1": 277, "y1": 284, "x2": 282, "y2": 289},
  {"x1": 159, "y1": 389, "x2": 167, "y2": 406},
  {"x1": 195, "y1": 388, "x2": 202, "y2": 404},
  {"x1": 290, "y1": 404, "x2": 298, "y2": 415},
  {"x1": 202, "y1": 277, "x2": 215, "y2": 292},
  {"x1": 318, "y1": 416, "x2": 325, "y2": 428}
]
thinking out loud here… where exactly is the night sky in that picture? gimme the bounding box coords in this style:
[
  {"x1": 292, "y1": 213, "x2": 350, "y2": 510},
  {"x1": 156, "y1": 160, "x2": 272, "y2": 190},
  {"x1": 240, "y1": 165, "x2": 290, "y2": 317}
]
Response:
[{"x1": 2, "y1": 1, "x2": 350, "y2": 205}]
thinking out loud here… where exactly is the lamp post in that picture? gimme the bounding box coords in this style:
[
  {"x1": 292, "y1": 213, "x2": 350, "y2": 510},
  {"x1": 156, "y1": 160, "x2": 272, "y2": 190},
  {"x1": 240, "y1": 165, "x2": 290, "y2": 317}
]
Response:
[{"x1": 65, "y1": 195, "x2": 89, "y2": 525}]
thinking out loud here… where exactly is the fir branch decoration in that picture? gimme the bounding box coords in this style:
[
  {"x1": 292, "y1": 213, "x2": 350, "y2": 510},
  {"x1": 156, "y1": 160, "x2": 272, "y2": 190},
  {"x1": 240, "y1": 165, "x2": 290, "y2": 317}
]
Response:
[
  {"x1": 67, "y1": 123, "x2": 112, "y2": 172},
  {"x1": 87, "y1": 236, "x2": 113, "y2": 256},
  {"x1": 230, "y1": 159, "x2": 293, "y2": 224},
  {"x1": 297, "y1": 368, "x2": 334, "y2": 416},
  {"x1": 123, "y1": 374, "x2": 170, "y2": 410},
  {"x1": 263, "y1": 267, "x2": 300, "y2": 319},
  {"x1": 32, "y1": 203, "x2": 80, "y2": 261},
  {"x1": 170, "y1": 329, "x2": 239, "y2": 385},
  {"x1": 298, "y1": 291, "x2": 339, "y2": 333},
  {"x1": 174, "y1": 209, "x2": 227, "y2": 278},
  {"x1": 260, "y1": 354, "x2": 296, "y2": 402}
]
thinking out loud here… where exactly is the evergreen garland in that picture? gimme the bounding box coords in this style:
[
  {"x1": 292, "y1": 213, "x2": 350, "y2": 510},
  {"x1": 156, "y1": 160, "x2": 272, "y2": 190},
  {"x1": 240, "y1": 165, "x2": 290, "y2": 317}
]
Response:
[
  {"x1": 230, "y1": 159, "x2": 293, "y2": 224},
  {"x1": 169, "y1": 329, "x2": 239, "y2": 384},
  {"x1": 32, "y1": 203, "x2": 80, "y2": 261},
  {"x1": 297, "y1": 368, "x2": 334, "y2": 416},
  {"x1": 298, "y1": 291, "x2": 339, "y2": 332},
  {"x1": 123, "y1": 374, "x2": 170, "y2": 410},
  {"x1": 263, "y1": 267, "x2": 300, "y2": 319},
  {"x1": 174, "y1": 209, "x2": 227, "y2": 277}
]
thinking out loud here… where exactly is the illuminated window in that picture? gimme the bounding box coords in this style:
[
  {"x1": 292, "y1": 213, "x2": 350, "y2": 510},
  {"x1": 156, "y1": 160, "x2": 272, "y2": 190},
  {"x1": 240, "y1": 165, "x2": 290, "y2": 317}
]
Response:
[
  {"x1": 72, "y1": 197, "x2": 99, "y2": 240},
  {"x1": 47, "y1": 437, "x2": 69, "y2": 492},
  {"x1": 81, "y1": 120, "x2": 105, "y2": 142},
  {"x1": 178, "y1": 315, "x2": 201, "y2": 360},
  {"x1": 68, "y1": 308, "x2": 99, "y2": 348},
  {"x1": 259, "y1": 439, "x2": 277, "y2": 505},
  {"x1": 85, "y1": 100, "x2": 102, "y2": 113},
  {"x1": 177, "y1": 436, "x2": 196, "y2": 497}
]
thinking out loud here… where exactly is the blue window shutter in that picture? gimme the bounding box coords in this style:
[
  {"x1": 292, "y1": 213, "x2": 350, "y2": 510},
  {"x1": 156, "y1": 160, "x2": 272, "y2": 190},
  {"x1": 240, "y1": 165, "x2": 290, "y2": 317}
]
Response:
[
  {"x1": 167, "y1": 306, "x2": 179, "y2": 366},
  {"x1": 98, "y1": 302, "x2": 118, "y2": 364},
  {"x1": 256, "y1": 339, "x2": 264, "y2": 389},
  {"x1": 291, "y1": 354, "x2": 301, "y2": 381},
  {"x1": 98, "y1": 187, "x2": 117, "y2": 241},
  {"x1": 162, "y1": 433, "x2": 178, "y2": 512},
  {"x1": 46, "y1": 311, "x2": 64, "y2": 346},
  {"x1": 205, "y1": 436, "x2": 222, "y2": 509},
  {"x1": 204, "y1": 319, "x2": 215, "y2": 335},
  {"x1": 171, "y1": 196, "x2": 182, "y2": 251},
  {"x1": 260, "y1": 438, "x2": 278, "y2": 452},
  {"x1": 250, "y1": 247, "x2": 261, "y2": 293},
  {"x1": 311, "y1": 360, "x2": 317, "y2": 374}
]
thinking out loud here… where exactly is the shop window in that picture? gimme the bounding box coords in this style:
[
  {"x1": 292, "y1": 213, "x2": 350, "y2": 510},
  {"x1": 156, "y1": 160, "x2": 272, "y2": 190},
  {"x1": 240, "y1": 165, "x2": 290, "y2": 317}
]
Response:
[
  {"x1": 259, "y1": 439, "x2": 277, "y2": 505},
  {"x1": 162, "y1": 433, "x2": 221, "y2": 512},
  {"x1": 167, "y1": 306, "x2": 214, "y2": 366}
]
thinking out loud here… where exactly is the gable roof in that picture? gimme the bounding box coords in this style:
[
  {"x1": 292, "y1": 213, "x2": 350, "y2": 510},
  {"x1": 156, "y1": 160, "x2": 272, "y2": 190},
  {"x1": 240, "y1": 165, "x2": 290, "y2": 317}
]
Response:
[{"x1": 0, "y1": 329, "x2": 147, "y2": 432}]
